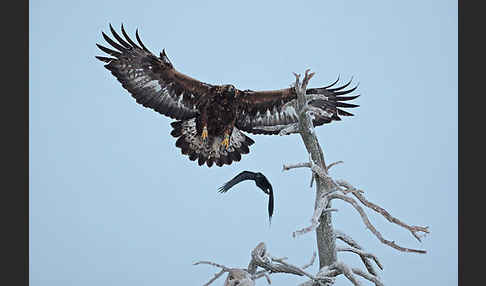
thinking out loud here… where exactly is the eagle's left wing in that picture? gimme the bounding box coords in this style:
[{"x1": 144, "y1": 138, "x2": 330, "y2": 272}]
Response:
[
  {"x1": 96, "y1": 24, "x2": 214, "y2": 120},
  {"x1": 235, "y1": 78, "x2": 360, "y2": 135}
]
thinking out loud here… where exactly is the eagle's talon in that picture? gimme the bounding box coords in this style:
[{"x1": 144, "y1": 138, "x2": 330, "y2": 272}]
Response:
[
  {"x1": 221, "y1": 134, "x2": 230, "y2": 149},
  {"x1": 201, "y1": 126, "x2": 208, "y2": 140}
]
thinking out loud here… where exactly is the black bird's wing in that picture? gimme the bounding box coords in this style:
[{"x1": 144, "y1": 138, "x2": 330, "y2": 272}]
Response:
[{"x1": 218, "y1": 171, "x2": 257, "y2": 193}]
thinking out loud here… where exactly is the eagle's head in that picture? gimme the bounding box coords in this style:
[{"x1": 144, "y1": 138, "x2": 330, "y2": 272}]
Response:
[{"x1": 222, "y1": 84, "x2": 237, "y2": 98}]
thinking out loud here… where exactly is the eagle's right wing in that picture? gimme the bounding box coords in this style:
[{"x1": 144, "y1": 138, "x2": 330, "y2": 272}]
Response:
[{"x1": 96, "y1": 24, "x2": 215, "y2": 120}]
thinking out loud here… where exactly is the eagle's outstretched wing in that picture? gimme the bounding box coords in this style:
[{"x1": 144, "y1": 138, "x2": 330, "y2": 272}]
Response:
[
  {"x1": 96, "y1": 24, "x2": 214, "y2": 120},
  {"x1": 235, "y1": 77, "x2": 360, "y2": 135},
  {"x1": 218, "y1": 171, "x2": 257, "y2": 193}
]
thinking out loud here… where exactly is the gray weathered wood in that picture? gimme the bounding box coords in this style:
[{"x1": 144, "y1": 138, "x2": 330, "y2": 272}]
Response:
[{"x1": 294, "y1": 70, "x2": 337, "y2": 268}]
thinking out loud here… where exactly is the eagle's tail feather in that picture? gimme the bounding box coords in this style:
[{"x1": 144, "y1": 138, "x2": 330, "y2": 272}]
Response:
[{"x1": 170, "y1": 118, "x2": 254, "y2": 167}]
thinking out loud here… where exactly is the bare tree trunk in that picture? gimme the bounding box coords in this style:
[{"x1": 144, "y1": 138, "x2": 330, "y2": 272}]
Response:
[
  {"x1": 301, "y1": 136, "x2": 337, "y2": 268},
  {"x1": 294, "y1": 70, "x2": 337, "y2": 268}
]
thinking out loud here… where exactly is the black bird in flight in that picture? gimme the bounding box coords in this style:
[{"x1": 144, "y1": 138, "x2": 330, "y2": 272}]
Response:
[{"x1": 218, "y1": 171, "x2": 274, "y2": 224}]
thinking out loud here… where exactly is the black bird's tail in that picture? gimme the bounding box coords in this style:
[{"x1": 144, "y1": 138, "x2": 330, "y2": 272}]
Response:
[{"x1": 268, "y1": 185, "x2": 274, "y2": 226}]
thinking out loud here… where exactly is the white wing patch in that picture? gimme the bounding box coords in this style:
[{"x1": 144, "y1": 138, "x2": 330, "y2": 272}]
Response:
[
  {"x1": 236, "y1": 95, "x2": 343, "y2": 134},
  {"x1": 236, "y1": 100, "x2": 299, "y2": 131}
]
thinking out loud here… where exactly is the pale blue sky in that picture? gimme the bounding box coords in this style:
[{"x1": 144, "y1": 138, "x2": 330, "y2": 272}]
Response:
[{"x1": 30, "y1": 0, "x2": 457, "y2": 285}]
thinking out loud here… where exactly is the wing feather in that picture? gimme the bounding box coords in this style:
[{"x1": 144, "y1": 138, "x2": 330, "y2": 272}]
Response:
[
  {"x1": 135, "y1": 28, "x2": 150, "y2": 52},
  {"x1": 218, "y1": 171, "x2": 257, "y2": 193},
  {"x1": 109, "y1": 24, "x2": 132, "y2": 49},
  {"x1": 96, "y1": 24, "x2": 214, "y2": 120},
  {"x1": 102, "y1": 31, "x2": 127, "y2": 52},
  {"x1": 120, "y1": 24, "x2": 141, "y2": 48},
  {"x1": 235, "y1": 78, "x2": 360, "y2": 135},
  {"x1": 96, "y1": 43, "x2": 121, "y2": 57},
  {"x1": 95, "y1": 56, "x2": 115, "y2": 63},
  {"x1": 327, "y1": 77, "x2": 352, "y2": 91}
]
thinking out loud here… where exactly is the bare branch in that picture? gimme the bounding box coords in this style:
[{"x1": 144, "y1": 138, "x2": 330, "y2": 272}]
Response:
[
  {"x1": 194, "y1": 260, "x2": 230, "y2": 271},
  {"x1": 270, "y1": 255, "x2": 319, "y2": 281},
  {"x1": 282, "y1": 158, "x2": 323, "y2": 191},
  {"x1": 224, "y1": 269, "x2": 255, "y2": 286},
  {"x1": 194, "y1": 261, "x2": 256, "y2": 286},
  {"x1": 252, "y1": 269, "x2": 268, "y2": 278},
  {"x1": 262, "y1": 272, "x2": 271, "y2": 284},
  {"x1": 340, "y1": 187, "x2": 365, "y2": 195},
  {"x1": 252, "y1": 270, "x2": 272, "y2": 284},
  {"x1": 316, "y1": 265, "x2": 342, "y2": 278},
  {"x1": 283, "y1": 157, "x2": 341, "y2": 190},
  {"x1": 279, "y1": 123, "x2": 300, "y2": 135},
  {"x1": 308, "y1": 156, "x2": 329, "y2": 179},
  {"x1": 282, "y1": 162, "x2": 311, "y2": 171},
  {"x1": 327, "y1": 161, "x2": 344, "y2": 171},
  {"x1": 352, "y1": 268, "x2": 384, "y2": 286},
  {"x1": 302, "y1": 252, "x2": 317, "y2": 269},
  {"x1": 334, "y1": 230, "x2": 361, "y2": 249},
  {"x1": 293, "y1": 72, "x2": 301, "y2": 87},
  {"x1": 332, "y1": 262, "x2": 362, "y2": 286},
  {"x1": 251, "y1": 250, "x2": 316, "y2": 283},
  {"x1": 328, "y1": 193, "x2": 427, "y2": 254},
  {"x1": 248, "y1": 242, "x2": 266, "y2": 275},
  {"x1": 306, "y1": 94, "x2": 329, "y2": 102},
  {"x1": 302, "y1": 261, "x2": 384, "y2": 286},
  {"x1": 292, "y1": 181, "x2": 342, "y2": 238},
  {"x1": 335, "y1": 230, "x2": 381, "y2": 276},
  {"x1": 293, "y1": 206, "x2": 338, "y2": 238},
  {"x1": 336, "y1": 247, "x2": 383, "y2": 271},
  {"x1": 194, "y1": 261, "x2": 232, "y2": 286},
  {"x1": 336, "y1": 180, "x2": 430, "y2": 242},
  {"x1": 249, "y1": 243, "x2": 306, "y2": 277},
  {"x1": 301, "y1": 158, "x2": 429, "y2": 254},
  {"x1": 248, "y1": 242, "x2": 334, "y2": 285},
  {"x1": 202, "y1": 269, "x2": 226, "y2": 286},
  {"x1": 302, "y1": 69, "x2": 316, "y2": 90}
]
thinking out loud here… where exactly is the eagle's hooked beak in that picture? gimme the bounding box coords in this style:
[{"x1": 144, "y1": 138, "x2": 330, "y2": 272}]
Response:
[{"x1": 226, "y1": 85, "x2": 236, "y2": 97}]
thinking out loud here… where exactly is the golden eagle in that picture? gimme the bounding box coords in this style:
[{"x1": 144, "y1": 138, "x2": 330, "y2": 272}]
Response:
[{"x1": 96, "y1": 24, "x2": 360, "y2": 167}]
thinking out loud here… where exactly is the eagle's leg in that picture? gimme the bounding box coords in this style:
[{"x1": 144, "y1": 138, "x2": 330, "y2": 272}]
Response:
[
  {"x1": 221, "y1": 131, "x2": 230, "y2": 149},
  {"x1": 200, "y1": 109, "x2": 208, "y2": 141},
  {"x1": 221, "y1": 117, "x2": 236, "y2": 149},
  {"x1": 202, "y1": 126, "x2": 208, "y2": 140}
]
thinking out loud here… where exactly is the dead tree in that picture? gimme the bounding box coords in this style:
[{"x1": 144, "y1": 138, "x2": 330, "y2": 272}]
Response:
[{"x1": 195, "y1": 70, "x2": 429, "y2": 286}]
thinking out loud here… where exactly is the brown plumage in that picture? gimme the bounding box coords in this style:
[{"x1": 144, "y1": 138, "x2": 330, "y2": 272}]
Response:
[{"x1": 96, "y1": 24, "x2": 360, "y2": 167}]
